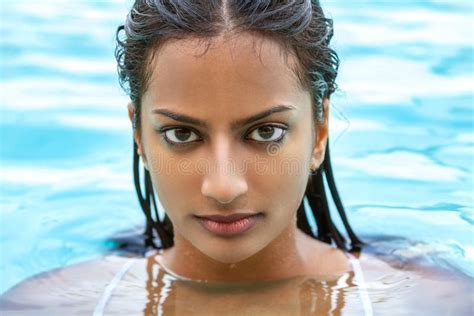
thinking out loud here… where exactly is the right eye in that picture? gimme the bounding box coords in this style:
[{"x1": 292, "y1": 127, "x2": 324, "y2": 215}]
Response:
[{"x1": 161, "y1": 127, "x2": 200, "y2": 146}]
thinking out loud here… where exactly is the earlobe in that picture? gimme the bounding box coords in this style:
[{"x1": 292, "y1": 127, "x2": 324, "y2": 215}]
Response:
[{"x1": 141, "y1": 155, "x2": 149, "y2": 170}]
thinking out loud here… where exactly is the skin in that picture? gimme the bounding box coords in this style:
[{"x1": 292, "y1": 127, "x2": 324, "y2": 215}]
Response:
[
  {"x1": 2, "y1": 250, "x2": 472, "y2": 315},
  {"x1": 128, "y1": 32, "x2": 351, "y2": 282}
]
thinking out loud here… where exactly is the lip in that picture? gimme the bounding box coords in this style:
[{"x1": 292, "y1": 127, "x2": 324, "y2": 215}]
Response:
[{"x1": 194, "y1": 212, "x2": 263, "y2": 236}]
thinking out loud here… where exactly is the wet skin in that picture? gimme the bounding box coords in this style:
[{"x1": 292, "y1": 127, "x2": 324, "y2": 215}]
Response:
[{"x1": 2, "y1": 251, "x2": 471, "y2": 315}]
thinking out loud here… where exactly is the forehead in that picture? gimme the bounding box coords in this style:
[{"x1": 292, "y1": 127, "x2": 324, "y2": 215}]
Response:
[{"x1": 142, "y1": 32, "x2": 308, "y2": 116}]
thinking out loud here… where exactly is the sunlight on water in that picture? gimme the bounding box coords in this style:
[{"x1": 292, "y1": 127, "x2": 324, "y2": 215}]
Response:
[{"x1": 0, "y1": 0, "x2": 472, "y2": 296}]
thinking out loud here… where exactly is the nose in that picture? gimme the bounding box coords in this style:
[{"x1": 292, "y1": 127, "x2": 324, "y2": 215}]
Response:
[{"x1": 200, "y1": 139, "x2": 248, "y2": 204}]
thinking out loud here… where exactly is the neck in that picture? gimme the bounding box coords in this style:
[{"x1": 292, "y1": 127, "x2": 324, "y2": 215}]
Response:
[{"x1": 160, "y1": 222, "x2": 315, "y2": 282}]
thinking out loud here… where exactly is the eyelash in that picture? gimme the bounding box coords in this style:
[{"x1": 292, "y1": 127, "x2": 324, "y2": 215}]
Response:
[{"x1": 159, "y1": 124, "x2": 288, "y2": 148}]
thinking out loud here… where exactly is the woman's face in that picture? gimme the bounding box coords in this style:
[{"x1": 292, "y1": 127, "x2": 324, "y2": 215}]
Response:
[{"x1": 131, "y1": 32, "x2": 328, "y2": 264}]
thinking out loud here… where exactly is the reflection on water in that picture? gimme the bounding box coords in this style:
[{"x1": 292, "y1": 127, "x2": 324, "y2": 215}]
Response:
[
  {"x1": 107, "y1": 249, "x2": 468, "y2": 316},
  {"x1": 0, "y1": 245, "x2": 472, "y2": 315},
  {"x1": 97, "y1": 253, "x2": 378, "y2": 315},
  {"x1": 0, "y1": 0, "x2": 472, "y2": 310},
  {"x1": 139, "y1": 259, "x2": 364, "y2": 315}
]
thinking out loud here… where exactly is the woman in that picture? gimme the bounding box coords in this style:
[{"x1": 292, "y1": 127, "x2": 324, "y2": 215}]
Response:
[
  {"x1": 119, "y1": 0, "x2": 364, "y2": 282},
  {"x1": 3, "y1": 1, "x2": 470, "y2": 315}
]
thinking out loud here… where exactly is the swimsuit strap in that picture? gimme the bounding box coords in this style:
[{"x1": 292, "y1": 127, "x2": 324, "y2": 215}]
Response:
[
  {"x1": 346, "y1": 252, "x2": 374, "y2": 316},
  {"x1": 93, "y1": 257, "x2": 137, "y2": 316}
]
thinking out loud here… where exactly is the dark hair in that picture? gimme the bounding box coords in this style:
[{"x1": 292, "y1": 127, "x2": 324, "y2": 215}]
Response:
[{"x1": 115, "y1": 0, "x2": 364, "y2": 252}]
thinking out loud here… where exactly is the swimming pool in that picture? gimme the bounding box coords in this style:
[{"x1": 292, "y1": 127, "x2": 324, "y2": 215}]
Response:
[{"x1": 0, "y1": 0, "x2": 472, "y2": 297}]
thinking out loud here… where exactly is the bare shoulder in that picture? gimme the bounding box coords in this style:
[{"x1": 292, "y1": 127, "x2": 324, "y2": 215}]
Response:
[
  {"x1": 0, "y1": 254, "x2": 138, "y2": 312},
  {"x1": 357, "y1": 249, "x2": 472, "y2": 284},
  {"x1": 300, "y1": 233, "x2": 352, "y2": 276},
  {"x1": 315, "y1": 241, "x2": 352, "y2": 274},
  {"x1": 356, "y1": 250, "x2": 473, "y2": 314}
]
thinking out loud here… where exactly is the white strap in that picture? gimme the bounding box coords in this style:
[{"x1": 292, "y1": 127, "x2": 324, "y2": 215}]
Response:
[
  {"x1": 92, "y1": 258, "x2": 137, "y2": 316},
  {"x1": 348, "y1": 255, "x2": 374, "y2": 316}
]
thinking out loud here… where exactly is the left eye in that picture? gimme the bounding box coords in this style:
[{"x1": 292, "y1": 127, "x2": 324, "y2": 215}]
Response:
[
  {"x1": 246, "y1": 125, "x2": 287, "y2": 142},
  {"x1": 162, "y1": 128, "x2": 200, "y2": 144}
]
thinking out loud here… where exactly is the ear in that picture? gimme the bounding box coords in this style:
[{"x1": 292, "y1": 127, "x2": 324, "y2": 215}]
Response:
[
  {"x1": 310, "y1": 98, "x2": 329, "y2": 171},
  {"x1": 127, "y1": 102, "x2": 149, "y2": 170}
]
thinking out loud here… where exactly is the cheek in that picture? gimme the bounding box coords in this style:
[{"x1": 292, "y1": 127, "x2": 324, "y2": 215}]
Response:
[
  {"x1": 142, "y1": 141, "x2": 198, "y2": 220},
  {"x1": 248, "y1": 144, "x2": 310, "y2": 218}
]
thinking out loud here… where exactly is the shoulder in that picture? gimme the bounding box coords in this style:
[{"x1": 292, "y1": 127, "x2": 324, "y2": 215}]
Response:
[
  {"x1": 0, "y1": 254, "x2": 141, "y2": 313},
  {"x1": 300, "y1": 233, "x2": 352, "y2": 276},
  {"x1": 315, "y1": 241, "x2": 353, "y2": 275},
  {"x1": 357, "y1": 250, "x2": 472, "y2": 314}
]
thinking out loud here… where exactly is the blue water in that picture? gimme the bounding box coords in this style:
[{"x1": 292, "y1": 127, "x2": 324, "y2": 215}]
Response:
[{"x1": 0, "y1": 0, "x2": 472, "y2": 294}]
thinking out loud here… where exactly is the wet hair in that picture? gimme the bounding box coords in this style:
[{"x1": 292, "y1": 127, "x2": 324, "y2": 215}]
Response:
[{"x1": 115, "y1": 0, "x2": 365, "y2": 252}]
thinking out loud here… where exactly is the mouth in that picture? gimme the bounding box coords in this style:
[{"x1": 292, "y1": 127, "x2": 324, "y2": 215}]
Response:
[{"x1": 193, "y1": 212, "x2": 263, "y2": 237}]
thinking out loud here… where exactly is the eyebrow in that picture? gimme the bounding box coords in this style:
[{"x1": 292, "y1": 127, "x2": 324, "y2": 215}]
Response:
[{"x1": 152, "y1": 104, "x2": 296, "y2": 130}]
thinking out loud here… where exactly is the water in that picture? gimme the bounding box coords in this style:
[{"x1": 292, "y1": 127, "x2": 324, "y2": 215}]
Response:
[{"x1": 0, "y1": 0, "x2": 472, "y2": 304}]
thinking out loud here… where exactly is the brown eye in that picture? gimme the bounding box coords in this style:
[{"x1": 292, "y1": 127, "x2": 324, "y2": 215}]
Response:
[
  {"x1": 163, "y1": 128, "x2": 199, "y2": 144},
  {"x1": 247, "y1": 125, "x2": 286, "y2": 142}
]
